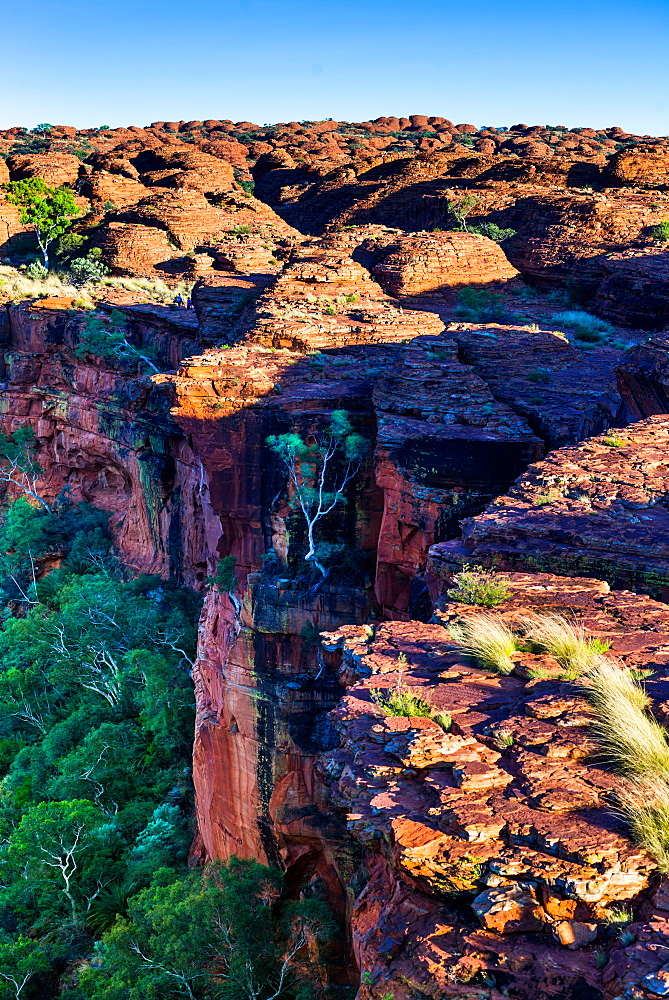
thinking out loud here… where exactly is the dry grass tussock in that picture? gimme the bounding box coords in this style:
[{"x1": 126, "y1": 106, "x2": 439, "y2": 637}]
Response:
[
  {"x1": 448, "y1": 614, "x2": 518, "y2": 674},
  {"x1": 0, "y1": 266, "x2": 93, "y2": 306},
  {"x1": 0, "y1": 267, "x2": 195, "y2": 306},
  {"x1": 616, "y1": 778, "x2": 669, "y2": 873},
  {"x1": 98, "y1": 276, "x2": 195, "y2": 302},
  {"x1": 583, "y1": 656, "x2": 669, "y2": 778},
  {"x1": 521, "y1": 612, "x2": 609, "y2": 672},
  {"x1": 582, "y1": 655, "x2": 669, "y2": 870}
]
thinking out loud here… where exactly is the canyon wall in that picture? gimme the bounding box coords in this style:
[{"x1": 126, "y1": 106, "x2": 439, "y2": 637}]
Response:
[{"x1": 3, "y1": 213, "x2": 665, "y2": 997}]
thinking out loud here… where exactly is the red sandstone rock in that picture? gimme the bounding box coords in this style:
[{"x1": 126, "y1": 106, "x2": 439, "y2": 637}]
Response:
[
  {"x1": 617, "y1": 332, "x2": 669, "y2": 418},
  {"x1": 605, "y1": 144, "x2": 669, "y2": 188},
  {"x1": 6, "y1": 152, "x2": 83, "y2": 187},
  {"x1": 427, "y1": 417, "x2": 669, "y2": 600},
  {"x1": 319, "y1": 573, "x2": 669, "y2": 997}
]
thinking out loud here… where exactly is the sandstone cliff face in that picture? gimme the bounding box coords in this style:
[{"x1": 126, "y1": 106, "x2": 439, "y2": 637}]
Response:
[{"x1": 0, "y1": 300, "x2": 218, "y2": 584}]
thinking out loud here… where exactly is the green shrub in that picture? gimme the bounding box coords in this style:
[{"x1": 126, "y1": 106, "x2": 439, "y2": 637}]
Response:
[
  {"x1": 70, "y1": 254, "x2": 110, "y2": 286},
  {"x1": 651, "y1": 220, "x2": 669, "y2": 242},
  {"x1": 371, "y1": 688, "x2": 433, "y2": 717},
  {"x1": 25, "y1": 259, "x2": 48, "y2": 280},
  {"x1": 448, "y1": 566, "x2": 512, "y2": 607},
  {"x1": 470, "y1": 222, "x2": 517, "y2": 242}
]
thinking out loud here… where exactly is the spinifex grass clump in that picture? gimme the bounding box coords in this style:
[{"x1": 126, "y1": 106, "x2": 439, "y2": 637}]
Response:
[
  {"x1": 581, "y1": 654, "x2": 669, "y2": 871},
  {"x1": 551, "y1": 309, "x2": 615, "y2": 343},
  {"x1": 522, "y1": 613, "x2": 610, "y2": 673},
  {"x1": 617, "y1": 778, "x2": 669, "y2": 872},
  {"x1": 448, "y1": 614, "x2": 518, "y2": 674},
  {"x1": 448, "y1": 565, "x2": 511, "y2": 608},
  {"x1": 585, "y1": 657, "x2": 669, "y2": 777}
]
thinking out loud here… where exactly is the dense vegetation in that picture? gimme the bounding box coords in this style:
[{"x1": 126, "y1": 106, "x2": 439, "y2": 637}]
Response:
[{"x1": 0, "y1": 490, "x2": 336, "y2": 997}]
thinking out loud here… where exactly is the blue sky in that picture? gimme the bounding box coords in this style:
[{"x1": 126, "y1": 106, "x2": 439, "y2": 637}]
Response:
[{"x1": 2, "y1": 0, "x2": 668, "y2": 134}]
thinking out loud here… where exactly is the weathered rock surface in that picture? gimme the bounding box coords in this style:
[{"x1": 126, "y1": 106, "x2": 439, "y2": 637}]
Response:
[
  {"x1": 618, "y1": 332, "x2": 669, "y2": 419},
  {"x1": 427, "y1": 417, "x2": 669, "y2": 600},
  {"x1": 368, "y1": 231, "x2": 519, "y2": 295},
  {"x1": 319, "y1": 572, "x2": 669, "y2": 999}
]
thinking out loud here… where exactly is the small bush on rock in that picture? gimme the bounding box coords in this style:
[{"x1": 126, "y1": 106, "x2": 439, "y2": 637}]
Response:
[
  {"x1": 448, "y1": 565, "x2": 511, "y2": 607},
  {"x1": 470, "y1": 222, "x2": 517, "y2": 243},
  {"x1": 651, "y1": 219, "x2": 669, "y2": 242},
  {"x1": 371, "y1": 687, "x2": 433, "y2": 718}
]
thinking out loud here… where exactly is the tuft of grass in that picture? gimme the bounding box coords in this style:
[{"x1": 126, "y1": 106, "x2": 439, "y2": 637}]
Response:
[
  {"x1": 492, "y1": 728, "x2": 515, "y2": 749},
  {"x1": 522, "y1": 613, "x2": 610, "y2": 672},
  {"x1": 584, "y1": 658, "x2": 669, "y2": 779},
  {"x1": 603, "y1": 435, "x2": 625, "y2": 448},
  {"x1": 619, "y1": 779, "x2": 669, "y2": 871},
  {"x1": 371, "y1": 689, "x2": 433, "y2": 718},
  {"x1": 651, "y1": 219, "x2": 669, "y2": 242},
  {"x1": 526, "y1": 664, "x2": 561, "y2": 680},
  {"x1": 432, "y1": 712, "x2": 452, "y2": 732},
  {"x1": 449, "y1": 614, "x2": 518, "y2": 674},
  {"x1": 448, "y1": 565, "x2": 511, "y2": 608},
  {"x1": 551, "y1": 310, "x2": 615, "y2": 342},
  {"x1": 602, "y1": 905, "x2": 634, "y2": 926}
]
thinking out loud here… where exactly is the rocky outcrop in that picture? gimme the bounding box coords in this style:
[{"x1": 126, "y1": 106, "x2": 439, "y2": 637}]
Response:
[
  {"x1": 319, "y1": 572, "x2": 669, "y2": 1000},
  {"x1": 604, "y1": 144, "x2": 669, "y2": 188},
  {"x1": 592, "y1": 247, "x2": 669, "y2": 330},
  {"x1": 91, "y1": 189, "x2": 299, "y2": 277},
  {"x1": 451, "y1": 326, "x2": 623, "y2": 449},
  {"x1": 617, "y1": 332, "x2": 669, "y2": 418},
  {"x1": 426, "y1": 417, "x2": 669, "y2": 600},
  {"x1": 368, "y1": 232, "x2": 519, "y2": 295},
  {"x1": 6, "y1": 152, "x2": 83, "y2": 187}
]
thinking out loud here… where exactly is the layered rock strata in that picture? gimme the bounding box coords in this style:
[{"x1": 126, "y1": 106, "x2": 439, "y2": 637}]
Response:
[{"x1": 427, "y1": 417, "x2": 669, "y2": 600}]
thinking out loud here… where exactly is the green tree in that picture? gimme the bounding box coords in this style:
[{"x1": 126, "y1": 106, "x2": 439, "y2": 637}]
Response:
[
  {"x1": 0, "y1": 936, "x2": 48, "y2": 1000},
  {"x1": 0, "y1": 427, "x2": 49, "y2": 511},
  {"x1": 446, "y1": 193, "x2": 478, "y2": 232},
  {"x1": 267, "y1": 411, "x2": 367, "y2": 577},
  {"x1": 3, "y1": 178, "x2": 80, "y2": 269},
  {"x1": 4, "y1": 799, "x2": 118, "y2": 924},
  {"x1": 75, "y1": 310, "x2": 160, "y2": 373},
  {"x1": 81, "y1": 860, "x2": 334, "y2": 1000}
]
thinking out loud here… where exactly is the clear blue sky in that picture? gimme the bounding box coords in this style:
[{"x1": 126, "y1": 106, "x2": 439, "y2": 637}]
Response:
[{"x1": 2, "y1": 0, "x2": 668, "y2": 134}]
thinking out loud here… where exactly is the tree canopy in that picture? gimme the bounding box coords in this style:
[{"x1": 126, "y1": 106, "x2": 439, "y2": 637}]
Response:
[
  {"x1": 267, "y1": 410, "x2": 367, "y2": 578},
  {"x1": 3, "y1": 178, "x2": 80, "y2": 269}
]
